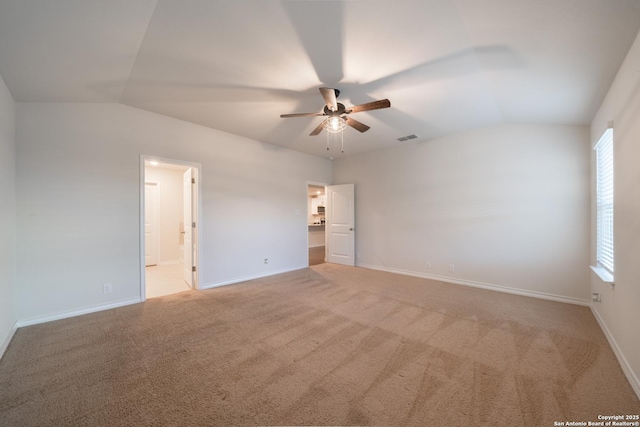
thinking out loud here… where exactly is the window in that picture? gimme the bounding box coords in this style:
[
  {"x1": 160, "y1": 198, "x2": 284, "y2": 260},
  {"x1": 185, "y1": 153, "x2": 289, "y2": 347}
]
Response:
[{"x1": 595, "y1": 128, "x2": 614, "y2": 277}]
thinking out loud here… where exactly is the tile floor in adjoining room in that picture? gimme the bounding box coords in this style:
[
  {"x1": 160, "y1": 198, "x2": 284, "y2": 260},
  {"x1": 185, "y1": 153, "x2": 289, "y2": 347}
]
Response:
[
  {"x1": 145, "y1": 263, "x2": 192, "y2": 299},
  {"x1": 148, "y1": 248, "x2": 326, "y2": 298}
]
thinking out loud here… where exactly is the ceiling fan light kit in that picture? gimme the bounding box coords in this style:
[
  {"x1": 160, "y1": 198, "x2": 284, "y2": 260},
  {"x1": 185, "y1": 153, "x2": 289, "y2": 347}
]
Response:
[
  {"x1": 280, "y1": 87, "x2": 391, "y2": 153},
  {"x1": 323, "y1": 116, "x2": 348, "y2": 133}
]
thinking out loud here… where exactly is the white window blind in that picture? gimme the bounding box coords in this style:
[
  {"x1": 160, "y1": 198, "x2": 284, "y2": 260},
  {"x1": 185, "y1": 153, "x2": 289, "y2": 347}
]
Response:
[{"x1": 595, "y1": 128, "x2": 614, "y2": 274}]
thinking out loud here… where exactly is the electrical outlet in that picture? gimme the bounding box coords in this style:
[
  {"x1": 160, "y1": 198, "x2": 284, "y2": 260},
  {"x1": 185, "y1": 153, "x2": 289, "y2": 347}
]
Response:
[
  {"x1": 264, "y1": 258, "x2": 269, "y2": 265},
  {"x1": 426, "y1": 262, "x2": 431, "y2": 269},
  {"x1": 592, "y1": 293, "x2": 601, "y2": 303},
  {"x1": 103, "y1": 283, "x2": 112, "y2": 294},
  {"x1": 449, "y1": 264, "x2": 455, "y2": 272}
]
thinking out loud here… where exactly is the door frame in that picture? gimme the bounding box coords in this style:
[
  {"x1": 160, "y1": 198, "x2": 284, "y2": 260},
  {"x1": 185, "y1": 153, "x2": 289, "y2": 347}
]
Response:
[
  {"x1": 306, "y1": 180, "x2": 330, "y2": 266},
  {"x1": 139, "y1": 155, "x2": 203, "y2": 301},
  {"x1": 182, "y1": 167, "x2": 196, "y2": 289}
]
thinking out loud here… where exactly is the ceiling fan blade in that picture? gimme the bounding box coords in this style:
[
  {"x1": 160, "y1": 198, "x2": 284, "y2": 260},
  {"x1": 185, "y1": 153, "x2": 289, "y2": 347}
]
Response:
[
  {"x1": 280, "y1": 112, "x2": 326, "y2": 118},
  {"x1": 319, "y1": 87, "x2": 338, "y2": 112},
  {"x1": 347, "y1": 99, "x2": 391, "y2": 114},
  {"x1": 310, "y1": 120, "x2": 326, "y2": 136},
  {"x1": 345, "y1": 116, "x2": 370, "y2": 133}
]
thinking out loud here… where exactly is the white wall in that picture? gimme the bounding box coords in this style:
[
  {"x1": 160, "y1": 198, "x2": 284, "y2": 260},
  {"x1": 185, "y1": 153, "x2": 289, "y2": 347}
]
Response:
[
  {"x1": 590, "y1": 30, "x2": 640, "y2": 397},
  {"x1": 145, "y1": 165, "x2": 186, "y2": 264},
  {"x1": 0, "y1": 73, "x2": 16, "y2": 356},
  {"x1": 308, "y1": 227, "x2": 325, "y2": 248},
  {"x1": 333, "y1": 123, "x2": 590, "y2": 303},
  {"x1": 15, "y1": 103, "x2": 331, "y2": 321}
]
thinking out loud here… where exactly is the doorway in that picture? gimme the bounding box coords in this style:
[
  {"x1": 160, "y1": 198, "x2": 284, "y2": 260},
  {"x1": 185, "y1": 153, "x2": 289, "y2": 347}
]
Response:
[
  {"x1": 141, "y1": 157, "x2": 200, "y2": 300},
  {"x1": 307, "y1": 183, "x2": 327, "y2": 266},
  {"x1": 306, "y1": 182, "x2": 356, "y2": 267}
]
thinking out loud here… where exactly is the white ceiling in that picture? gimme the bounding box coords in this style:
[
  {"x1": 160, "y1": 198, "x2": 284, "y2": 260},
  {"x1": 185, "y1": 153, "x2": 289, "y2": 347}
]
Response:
[{"x1": 1, "y1": 0, "x2": 639, "y2": 159}]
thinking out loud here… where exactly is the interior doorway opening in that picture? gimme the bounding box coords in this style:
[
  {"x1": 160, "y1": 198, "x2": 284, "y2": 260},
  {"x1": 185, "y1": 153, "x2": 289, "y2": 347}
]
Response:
[
  {"x1": 141, "y1": 157, "x2": 200, "y2": 299},
  {"x1": 307, "y1": 183, "x2": 327, "y2": 266}
]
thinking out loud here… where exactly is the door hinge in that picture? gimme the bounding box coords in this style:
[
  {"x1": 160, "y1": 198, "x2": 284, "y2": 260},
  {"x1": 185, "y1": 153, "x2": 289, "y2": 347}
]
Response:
[
  {"x1": 191, "y1": 178, "x2": 195, "y2": 184},
  {"x1": 192, "y1": 266, "x2": 196, "y2": 272},
  {"x1": 192, "y1": 222, "x2": 196, "y2": 228}
]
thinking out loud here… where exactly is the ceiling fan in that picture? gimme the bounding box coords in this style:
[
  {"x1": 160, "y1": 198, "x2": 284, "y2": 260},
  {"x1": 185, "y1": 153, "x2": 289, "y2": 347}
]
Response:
[{"x1": 280, "y1": 87, "x2": 391, "y2": 136}]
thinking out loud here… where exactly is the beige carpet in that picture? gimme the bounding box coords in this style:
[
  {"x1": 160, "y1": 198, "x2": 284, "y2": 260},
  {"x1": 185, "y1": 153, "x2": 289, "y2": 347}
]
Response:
[{"x1": 1, "y1": 264, "x2": 638, "y2": 426}]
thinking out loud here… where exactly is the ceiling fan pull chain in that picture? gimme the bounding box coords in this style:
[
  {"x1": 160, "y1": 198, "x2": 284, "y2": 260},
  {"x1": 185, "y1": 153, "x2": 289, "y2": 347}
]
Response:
[
  {"x1": 326, "y1": 131, "x2": 330, "y2": 151},
  {"x1": 341, "y1": 132, "x2": 344, "y2": 153}
]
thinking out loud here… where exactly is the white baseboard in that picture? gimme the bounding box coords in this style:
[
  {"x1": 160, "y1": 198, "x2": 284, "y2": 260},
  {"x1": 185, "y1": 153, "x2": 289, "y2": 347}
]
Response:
[
  {"x1": 591, "y1": 306, "x2": 640, "y2": 400},
  {"x1": 16, "y1": 297, "x2": 142, "y2": 328},
  {"x1": 358, "y1": 263, "x2": 591, "y2": 307},
  {"x1": 201, "y1": 266, "x2": 308, "y2": 290},
  {"x1": 0, "y1": 321, "x2": 18, "y2": 360}
]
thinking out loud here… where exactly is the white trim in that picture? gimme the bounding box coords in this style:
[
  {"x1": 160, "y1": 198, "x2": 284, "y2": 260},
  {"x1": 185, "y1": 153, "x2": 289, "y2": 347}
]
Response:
[
  {"x1": 0, "y1": 321, "x2": 18, "y2": 360},
  {"x1": 200, "y1": 266, "x2": 307, "y2": 290},
  {"x1": 16, "y1": 298, "x2": 142, "y2": 328},
  {"x1": 593, "y1": 126, "x2": 613, "y2": 150},
  {"x1": 589, "y1": 265, "x2": 615, "y2": 288},
  {"x1": 358, "y1": 263, "x2": 591, "y2": 307},
  {"x1": 591, "y1": 306, "x2": 640, "y2": 400},
  {"x1": 139, "y1": 156, "x2": 146, "y2": 301}
]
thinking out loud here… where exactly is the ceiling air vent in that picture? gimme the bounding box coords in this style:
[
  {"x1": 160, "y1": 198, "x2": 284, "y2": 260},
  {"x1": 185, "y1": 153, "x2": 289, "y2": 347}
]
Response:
[{"x1": 397, "y1": 134, "x2": 420, "y2": 142}]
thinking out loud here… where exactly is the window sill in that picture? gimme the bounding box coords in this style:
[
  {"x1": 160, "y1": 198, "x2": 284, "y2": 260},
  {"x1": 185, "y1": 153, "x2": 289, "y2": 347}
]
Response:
[{"x1": 590, "y1": 265, "x2": 615, "y2": 288}]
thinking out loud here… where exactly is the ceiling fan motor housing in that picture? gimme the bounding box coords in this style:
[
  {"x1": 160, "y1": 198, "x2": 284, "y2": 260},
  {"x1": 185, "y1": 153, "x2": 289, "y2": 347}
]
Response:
[{"x1": 324, "y1": 103, "x2": 347, "y2": 116}]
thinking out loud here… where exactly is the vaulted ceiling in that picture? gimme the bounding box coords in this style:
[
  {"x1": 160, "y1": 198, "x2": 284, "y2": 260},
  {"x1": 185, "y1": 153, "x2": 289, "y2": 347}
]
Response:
[{"x1": 1, "y1": 0, "x2": 639, "y2": 158}]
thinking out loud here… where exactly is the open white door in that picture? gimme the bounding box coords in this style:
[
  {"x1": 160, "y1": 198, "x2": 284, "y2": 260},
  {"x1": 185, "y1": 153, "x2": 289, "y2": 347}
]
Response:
[
  {"x1": 326, "y1": 184, "x2": 355, "y2": 266},
  {"x1": 183, "y1": 168, "x2": 195, "y2": 288},
  {"x1": 144, "y1": 183, "x2": 159, "y2": 266}
]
